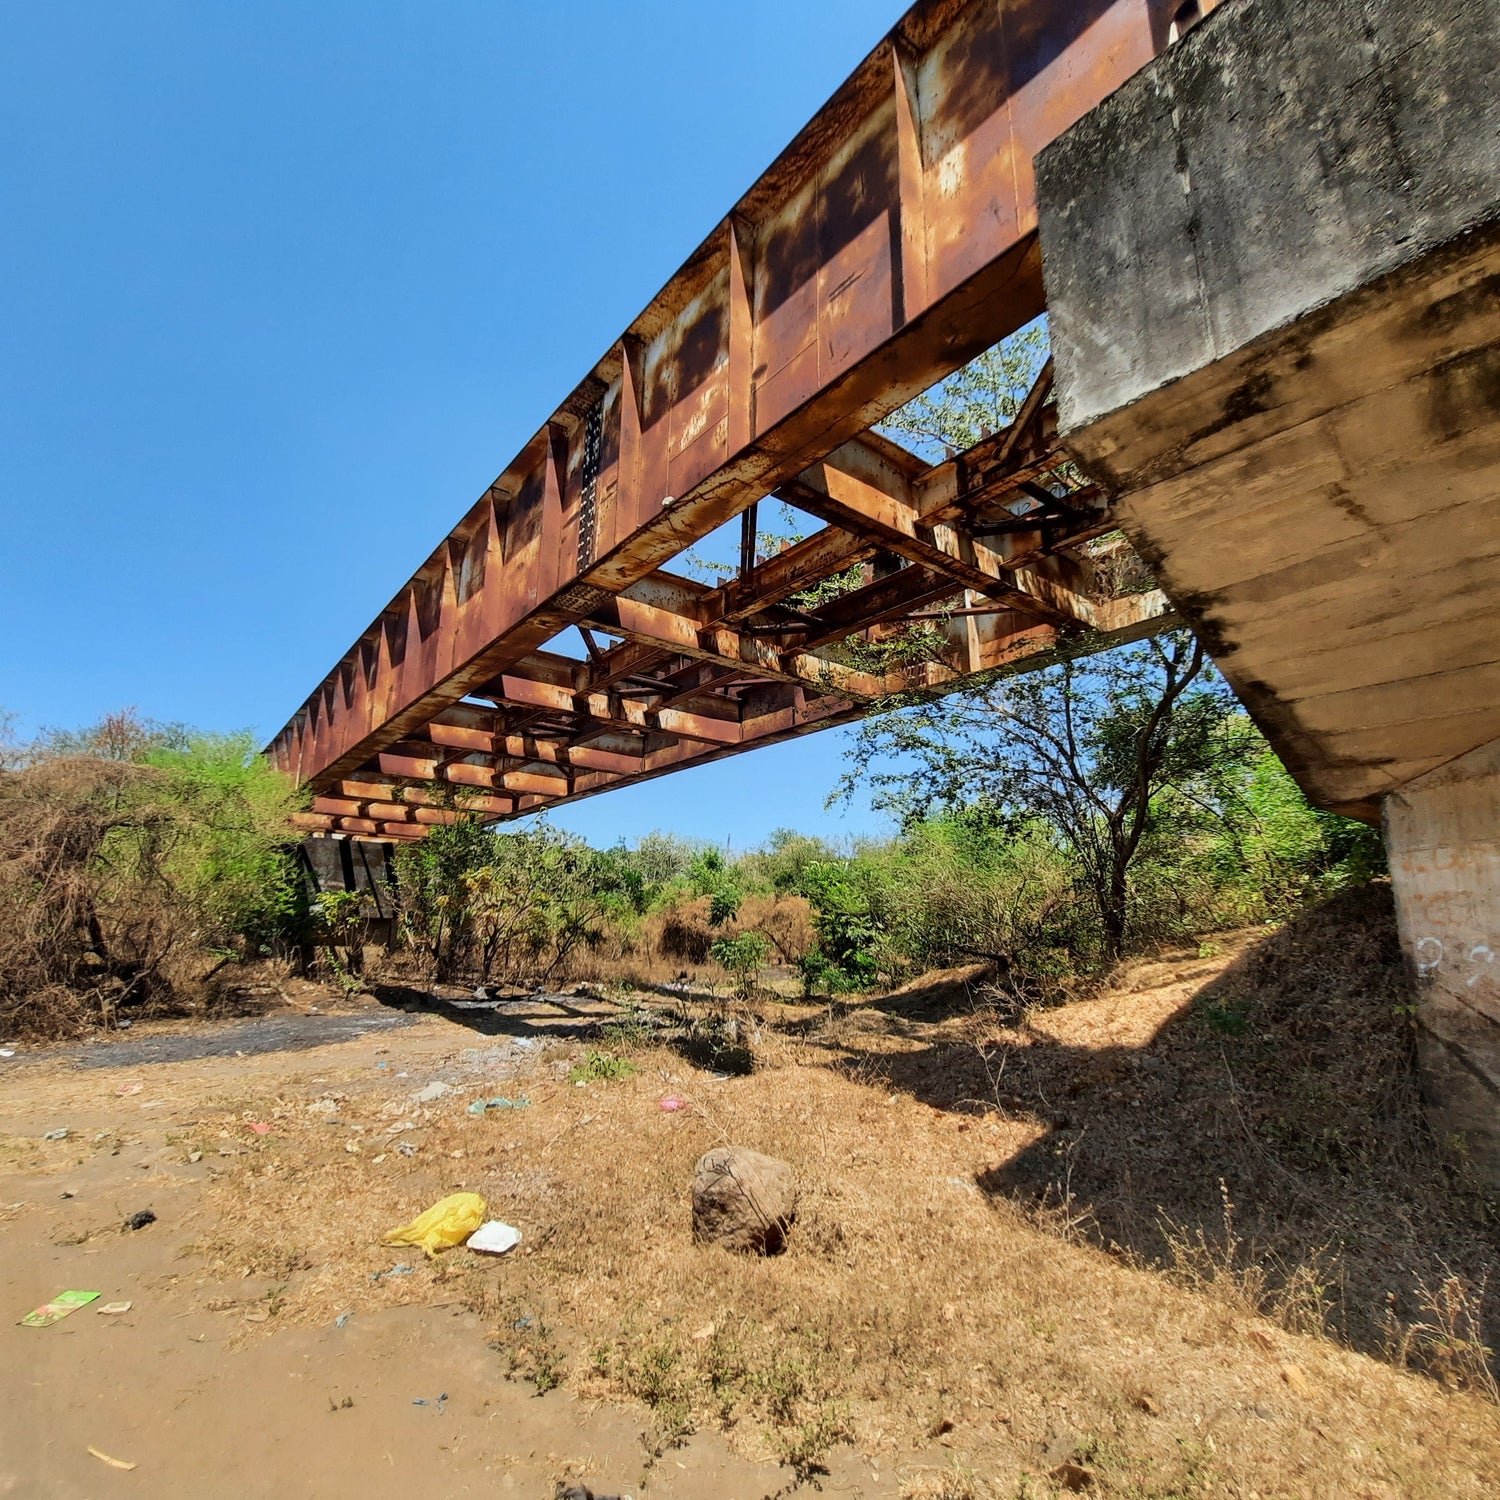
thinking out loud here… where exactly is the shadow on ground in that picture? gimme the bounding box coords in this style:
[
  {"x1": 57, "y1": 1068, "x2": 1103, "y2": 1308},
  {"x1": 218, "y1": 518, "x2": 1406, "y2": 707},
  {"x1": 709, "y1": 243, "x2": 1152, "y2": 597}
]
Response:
[
  {"x1": 372, "y1": 982, "x2": 759, "y2": 1075},
  {"x1": 802, "y1": 885, "x2": 1499, "y2": 1369},
  {"x1": 0, "y1": 1007, "x2": 421, "y2": 1073},
  {"x1": 369, "y1": 983, "x2": 623, "y2": 1042}
]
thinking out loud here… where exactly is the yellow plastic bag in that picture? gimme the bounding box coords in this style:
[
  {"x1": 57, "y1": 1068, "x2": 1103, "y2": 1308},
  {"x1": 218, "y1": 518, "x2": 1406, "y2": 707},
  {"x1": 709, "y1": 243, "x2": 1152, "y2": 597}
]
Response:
[{"x1": 381, "y1": 1192, "x2": 487, "y2": 1258}]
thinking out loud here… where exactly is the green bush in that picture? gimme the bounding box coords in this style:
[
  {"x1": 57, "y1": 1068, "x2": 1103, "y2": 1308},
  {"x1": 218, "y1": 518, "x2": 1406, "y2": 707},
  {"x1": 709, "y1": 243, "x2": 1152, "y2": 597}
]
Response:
[
  {"x1": 135, "y1": 733, "x2": 308, "y2": 952},
  {"x1": 392, "y1": 818, "x2": 642, "y2": 982},
  {"x1": 569, "y1": 1049, "x2": 636, "y2": 1083},
  {"x1": 710, "y1": 931, "x2": 771, "y2": 998},
  {"x1": 797, "y1": 861, "x2": 882, "y2": 994}
]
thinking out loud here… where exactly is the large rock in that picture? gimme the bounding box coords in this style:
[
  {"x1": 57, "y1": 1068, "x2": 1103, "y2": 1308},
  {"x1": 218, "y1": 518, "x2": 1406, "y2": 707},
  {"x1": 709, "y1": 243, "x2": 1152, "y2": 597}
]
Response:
[{"x1": 692, "y1": 1146, "x2": 797, "y2": 1255}]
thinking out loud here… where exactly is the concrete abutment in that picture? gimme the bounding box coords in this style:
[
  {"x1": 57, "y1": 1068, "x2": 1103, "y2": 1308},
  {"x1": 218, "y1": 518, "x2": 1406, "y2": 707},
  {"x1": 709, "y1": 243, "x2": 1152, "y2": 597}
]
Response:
[
  {"x1": 1385, "y1": 739, "x2": 1500, "y2": 1180},
  {"x1": 1036, "y1": 0, "x2": 1500, "y2": 1178}
]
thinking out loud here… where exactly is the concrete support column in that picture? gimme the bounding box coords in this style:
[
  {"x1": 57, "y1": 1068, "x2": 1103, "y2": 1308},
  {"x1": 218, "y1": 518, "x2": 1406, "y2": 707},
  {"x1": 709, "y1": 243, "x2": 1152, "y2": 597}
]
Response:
[{"x1": 1385, "y1": 739, "x2": 1500, "y2": 1186}]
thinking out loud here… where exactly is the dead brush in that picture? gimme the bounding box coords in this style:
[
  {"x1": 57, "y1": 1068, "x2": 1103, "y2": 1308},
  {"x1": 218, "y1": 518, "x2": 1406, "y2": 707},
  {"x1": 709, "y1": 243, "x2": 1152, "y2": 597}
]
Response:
[
  {"x1": 899, "y1": 1459, "x2": 990, "y2": 1500},
  {"x1": 0, "y1": 752, "x2": 284, "y2": 1038},
  {"x1": 1384, "y1": 1272, "x2": 1500, "y2": 1400},
  {"x1": 1157, "y1": 1179, "x2": 1336, "y2": 1337},
  {"x1": 0, "y1": 758, "x2": 179, "y2": 1035}
]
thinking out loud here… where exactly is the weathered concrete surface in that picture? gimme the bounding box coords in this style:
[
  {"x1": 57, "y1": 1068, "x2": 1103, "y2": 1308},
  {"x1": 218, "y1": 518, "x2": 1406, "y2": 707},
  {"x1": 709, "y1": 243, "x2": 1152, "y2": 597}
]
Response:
[
  {"x1": 1036, "y1": 0, "x2": 1500, "y2": 1176},
  {"x1": 1052, "y1": 222, "x2": 1500, "y2": 816},
  {"x1": 1039, "y1": 0, "x2": 1500, "y2": 435},
  {"x1": 1034, "y1": 0, "x2": 1500, "y2": 817},
  {"x1": 1386, "y1": 738, "x2": 1500, "y2": 1181}
]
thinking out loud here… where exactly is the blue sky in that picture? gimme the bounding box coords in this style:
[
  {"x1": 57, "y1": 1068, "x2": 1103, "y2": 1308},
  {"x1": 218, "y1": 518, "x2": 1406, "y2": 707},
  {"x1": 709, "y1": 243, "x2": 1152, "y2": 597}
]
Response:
[{"x1": 0, "y1": 1, "x2": 915, "y2": 849}]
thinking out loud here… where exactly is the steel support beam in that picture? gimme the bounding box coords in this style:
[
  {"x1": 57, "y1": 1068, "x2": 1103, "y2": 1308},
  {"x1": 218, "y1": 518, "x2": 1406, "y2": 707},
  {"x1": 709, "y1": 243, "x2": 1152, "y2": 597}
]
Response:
[{"x1": 270, "y1": 0, "x2": 1187, "y2": 838}]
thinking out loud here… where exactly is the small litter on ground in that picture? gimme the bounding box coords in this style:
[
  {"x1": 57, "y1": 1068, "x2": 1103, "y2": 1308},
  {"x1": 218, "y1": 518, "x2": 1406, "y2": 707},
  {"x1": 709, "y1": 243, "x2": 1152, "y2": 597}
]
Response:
[
  {"x1": 371, "y1": 1262, "x2": 415, "y2": 1283},
  {"x1": 87, "y1": 1446, "x2": 137, "y2": 1471},
  {"x1": 412, "y1": 1392, "x2": 448, "y2": 1409},
  {"x1": 124, "y1": 1209, "x2": 156, "y2": 1231},
  {"x1": 21, "y1": 1290, "x2": 100, "y2": 1327},
  {"x1": 43, "y1": 1128, "x2": 68, "y2": 1142},
  {"x1": 335, "y1": 1312, "x2": 352, "y2": 1328},
  {"x1": 466, "y1": 1095, "x2": 530, "y2": 1115},
  {"x1": 98, "y1": 1301, "x2": 133, "y2": 1315},
  {"x1": 248, "y1": 1123, "x2": 271, "y2": 1135},
  {"x1": 412, "y1": 1081, "x2": 451, "y2": 1104},
  {"x1": 657, "y1": 1095, "x2": 684, "y2": 1112},
  {"x1": 382, "y1": 1192, "x2": 486, "y2": 1257},
  {"x1": 466, "y1": 1220, "x2": 522, "y2": 1255}
]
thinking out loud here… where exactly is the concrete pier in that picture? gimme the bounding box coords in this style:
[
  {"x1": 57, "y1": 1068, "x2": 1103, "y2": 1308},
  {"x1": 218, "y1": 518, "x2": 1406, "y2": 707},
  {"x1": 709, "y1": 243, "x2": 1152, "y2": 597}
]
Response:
[{"x1": 1386, "y1": 740, "x2": 1500, "y2": 1179}]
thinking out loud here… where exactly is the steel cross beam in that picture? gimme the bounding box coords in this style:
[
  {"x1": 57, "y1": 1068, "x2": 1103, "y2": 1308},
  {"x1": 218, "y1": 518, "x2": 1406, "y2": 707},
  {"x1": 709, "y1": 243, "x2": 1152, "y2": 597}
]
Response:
[{"x1": 274, "y1": 0, "x2": 1190, "y2": 841}]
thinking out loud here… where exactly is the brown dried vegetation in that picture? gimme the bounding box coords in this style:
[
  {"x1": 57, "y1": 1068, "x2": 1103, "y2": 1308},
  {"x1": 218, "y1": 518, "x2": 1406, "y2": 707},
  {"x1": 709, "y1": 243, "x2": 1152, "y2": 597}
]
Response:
[
  {"x1": 112, "y1": 886, "x2": 1495, "y2": 1497},
  {"x1": 0, "y1": 752, "x2": 298, "y2": 1038},
  {"x1": 0, "y1": 758, "x2": 187, "y2": 1036}
]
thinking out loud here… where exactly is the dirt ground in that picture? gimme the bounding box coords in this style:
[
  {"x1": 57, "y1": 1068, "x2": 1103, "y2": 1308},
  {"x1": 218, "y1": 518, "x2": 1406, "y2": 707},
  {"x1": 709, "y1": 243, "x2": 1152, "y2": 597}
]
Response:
[{"x1": 3, "y1": 907, "x2": 1498, "y2": 1499}]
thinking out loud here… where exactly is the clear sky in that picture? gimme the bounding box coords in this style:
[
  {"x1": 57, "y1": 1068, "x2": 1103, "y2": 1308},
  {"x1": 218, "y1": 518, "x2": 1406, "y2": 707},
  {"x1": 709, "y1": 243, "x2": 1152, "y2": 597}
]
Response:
[{"x1": 0, "y1": 1, "x2": 916, "y2": 849}]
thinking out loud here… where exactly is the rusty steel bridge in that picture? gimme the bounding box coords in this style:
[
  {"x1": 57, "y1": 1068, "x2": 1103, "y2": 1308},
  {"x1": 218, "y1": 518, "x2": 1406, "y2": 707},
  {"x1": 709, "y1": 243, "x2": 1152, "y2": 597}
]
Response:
[{"x1": 270, "y1": 0, "x2": 1207, "y2": 840}]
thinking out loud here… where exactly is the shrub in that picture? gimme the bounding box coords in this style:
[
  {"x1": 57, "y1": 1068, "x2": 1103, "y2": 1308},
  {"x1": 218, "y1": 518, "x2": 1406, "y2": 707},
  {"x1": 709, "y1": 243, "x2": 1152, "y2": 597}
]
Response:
[
  {"x1": 797, "y1": 861, "x2": 882, "y2": 994},
  {"x1": 0, "y1": 730, "x2": 305, "y2": 1036},
  {"x1": 710, "y1": 931, "x2": 770, "y2": 998},
  {"x1": 569, "y1": 1050, "x2": 636, "y2": 1083},
  {"x1": 392, "y1": 819, "x2": 630, "y2": 983}
]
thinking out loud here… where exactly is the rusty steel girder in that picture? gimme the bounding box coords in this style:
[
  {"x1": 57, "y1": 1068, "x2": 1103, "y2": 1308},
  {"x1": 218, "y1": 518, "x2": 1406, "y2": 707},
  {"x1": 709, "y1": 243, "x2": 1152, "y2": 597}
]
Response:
[{"x1": 273, "y1": 0, "x2": 1190, "y2": 841}]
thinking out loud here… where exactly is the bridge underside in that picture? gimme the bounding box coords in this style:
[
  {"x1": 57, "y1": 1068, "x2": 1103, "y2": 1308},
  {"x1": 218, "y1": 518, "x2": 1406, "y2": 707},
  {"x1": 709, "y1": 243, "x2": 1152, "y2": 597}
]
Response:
[
  {"x1": 270, "y1": 0, "x2": 1194, "y2": 840},
  {"x1": 292, "y1": 393, "x2": 1171, "y2": 839},
  {"x1": 1057, "y1": 222, "x2": 1500, "y2": 825}
]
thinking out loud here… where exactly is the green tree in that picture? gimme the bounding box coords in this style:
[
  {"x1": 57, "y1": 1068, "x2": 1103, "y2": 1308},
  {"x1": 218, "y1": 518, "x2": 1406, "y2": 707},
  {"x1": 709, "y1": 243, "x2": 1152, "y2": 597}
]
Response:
[
  {"x1": 392, "y1": 817, "x2": 629, "y2": 982},
  {"x1": 390, "y1": 815, "x2": 496, "y2": 976},
  {"x1": 627, "y1": 830, "x2": 699, "y2": 887},
  {"x1": 709, "y1": 931, "x2": 771, "y2": 999},
  {"x1": 838, "y1": 631, "x2": 1250, "y2": 962},
  {"x1": 738, "y1": 828, "x2": 841, "y2": 894},
  {"x1": 879, "y1": 317, "x2": 1048, "y2": 459},
  {"x1": 686, "y1": 847, "x2": 742, "y2": 926},
  {"x1": 465, "y1": 825, "x2": 618, "y2": 981},
  {"x1": 1224, "y1": 746, "x2": 1386, "y2": 910},
  {"x1": 797, "y1": 860, "x2": 883, "y2": 993},
  {"x1": 134, "y1": 732, "x2": 308, "y2": 952}
]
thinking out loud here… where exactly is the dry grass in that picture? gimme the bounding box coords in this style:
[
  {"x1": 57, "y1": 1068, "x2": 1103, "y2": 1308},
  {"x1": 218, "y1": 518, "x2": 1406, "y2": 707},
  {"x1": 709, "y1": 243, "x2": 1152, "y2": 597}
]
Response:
[
  {"x1": 528, "y1": 893, "x2": 815, "y2": 992},
  {"x1": 922, "y1": 885, "x2": 1500, "y2": 1387},
  {"x1": 28, "y1": 883, "x2": 1496, "y2": 1496}
]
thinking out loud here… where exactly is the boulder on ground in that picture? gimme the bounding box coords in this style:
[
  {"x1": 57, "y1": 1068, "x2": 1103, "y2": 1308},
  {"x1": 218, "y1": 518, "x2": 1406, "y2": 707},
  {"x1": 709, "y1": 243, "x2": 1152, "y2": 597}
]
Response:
[{"x1": 692, "y1": 1146, "x2": 797, "y2": 1254}]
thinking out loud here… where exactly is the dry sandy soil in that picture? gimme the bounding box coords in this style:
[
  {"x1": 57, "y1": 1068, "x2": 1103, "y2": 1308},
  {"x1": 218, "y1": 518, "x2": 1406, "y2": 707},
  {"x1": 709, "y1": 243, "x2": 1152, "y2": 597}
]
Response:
[{"x1": 2, "y1": 894, "x2": 1497, "y2": 1499}]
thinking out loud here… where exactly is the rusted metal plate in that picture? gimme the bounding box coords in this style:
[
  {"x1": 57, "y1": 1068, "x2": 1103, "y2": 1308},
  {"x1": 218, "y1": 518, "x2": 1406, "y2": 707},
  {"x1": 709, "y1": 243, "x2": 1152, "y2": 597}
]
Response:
[{"x1": 270, "y1": 0, "x2": 1175, "y2": 840}]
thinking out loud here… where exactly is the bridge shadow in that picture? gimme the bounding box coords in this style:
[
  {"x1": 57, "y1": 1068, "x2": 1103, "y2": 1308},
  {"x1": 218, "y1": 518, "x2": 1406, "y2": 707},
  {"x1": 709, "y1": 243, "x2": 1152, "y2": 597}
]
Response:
[
  {"x1": 368, "y1": 981, "x2": 755, "y2": 1073},
  {"x1": 369, "y1": 982, "x2": 623, "y2": 1043},
  {"x1": 802, "y1": 885, "x2": 1498, "y2": 1370}
]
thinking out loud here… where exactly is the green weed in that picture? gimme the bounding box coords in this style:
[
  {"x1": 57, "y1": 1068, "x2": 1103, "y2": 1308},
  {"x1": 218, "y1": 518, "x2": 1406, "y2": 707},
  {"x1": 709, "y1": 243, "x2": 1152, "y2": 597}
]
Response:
[{"x1": 568, "y1": 1050, "x2": 636, "y2": 1084}]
